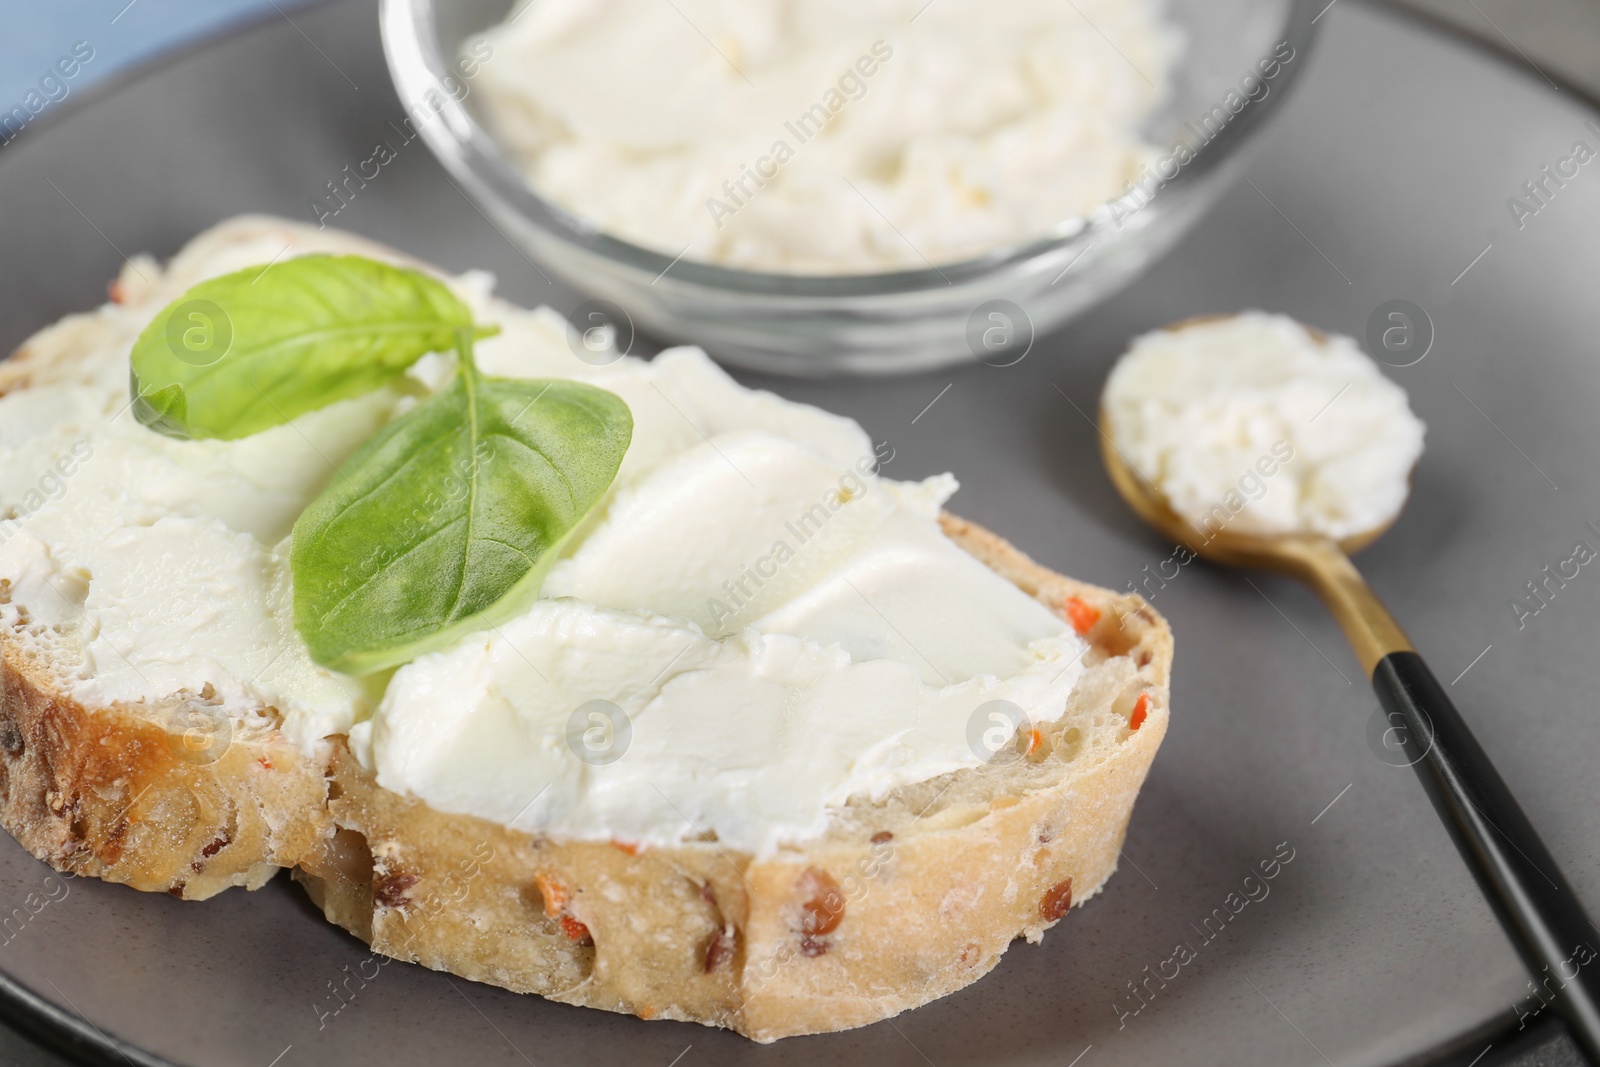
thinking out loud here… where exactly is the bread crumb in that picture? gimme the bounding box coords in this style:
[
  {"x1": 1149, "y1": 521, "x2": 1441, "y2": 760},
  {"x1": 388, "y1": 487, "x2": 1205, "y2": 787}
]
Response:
[{"x1": 939, "y1": 883, "x2": 984, "y2": 918}]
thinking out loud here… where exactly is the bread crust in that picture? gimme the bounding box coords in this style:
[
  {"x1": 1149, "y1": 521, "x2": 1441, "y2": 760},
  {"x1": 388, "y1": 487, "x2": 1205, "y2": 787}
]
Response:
[
  {"x1": 0, "y1": 215, "x2": 1173, "y2": 1039},
  {"x1": 0, "y1": 644, "x2": 329, "y2": 900}
]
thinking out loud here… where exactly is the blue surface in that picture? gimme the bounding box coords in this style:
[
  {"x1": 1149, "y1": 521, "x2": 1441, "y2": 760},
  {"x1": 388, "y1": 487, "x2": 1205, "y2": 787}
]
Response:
[{"x1": 0, "y1": 0, "x2": 284, "y2": 141}]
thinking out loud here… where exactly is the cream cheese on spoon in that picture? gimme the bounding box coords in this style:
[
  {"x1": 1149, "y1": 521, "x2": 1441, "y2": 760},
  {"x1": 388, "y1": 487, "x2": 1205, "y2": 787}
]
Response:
[{"x1": 1103, "y1": 312, "x2": 1426, "y2": 541}]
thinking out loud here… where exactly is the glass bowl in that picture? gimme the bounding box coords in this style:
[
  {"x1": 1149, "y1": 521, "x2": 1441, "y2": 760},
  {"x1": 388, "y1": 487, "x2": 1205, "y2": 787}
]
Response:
[{"x1": 380, "y1": 0, "x2": 1322, "y2": 374}]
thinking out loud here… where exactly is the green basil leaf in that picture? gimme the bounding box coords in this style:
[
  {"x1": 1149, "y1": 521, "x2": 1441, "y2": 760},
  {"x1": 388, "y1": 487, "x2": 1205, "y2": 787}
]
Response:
[
  {"x1": 290, "y1": 363, "x2": 633, "y2": 674},
  {"x1": 130, "y1": 255, "x2": 491, "y2": 440}
]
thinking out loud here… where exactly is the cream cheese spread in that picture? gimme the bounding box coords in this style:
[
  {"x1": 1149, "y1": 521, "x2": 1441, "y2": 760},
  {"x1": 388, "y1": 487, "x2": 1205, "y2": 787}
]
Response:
[
  {"x1": 1103, "y1": 312, "x2": 1426, "y2": 540},
  {"x1": 0, "y1": 230, "x2": 1083, "y2": 856},
  {"x1": 470, "y1": 0, "x2": 1178, "y2": 273}
]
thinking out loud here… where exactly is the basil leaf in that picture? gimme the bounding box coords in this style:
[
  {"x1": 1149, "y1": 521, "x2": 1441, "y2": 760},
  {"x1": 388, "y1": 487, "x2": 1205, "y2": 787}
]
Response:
[
  {"x1": 130, "y1": 255, "x2": 491, "y2": 440},
  {"x1": 290, "y1": 361, "x2": 633, "y2": 674}
]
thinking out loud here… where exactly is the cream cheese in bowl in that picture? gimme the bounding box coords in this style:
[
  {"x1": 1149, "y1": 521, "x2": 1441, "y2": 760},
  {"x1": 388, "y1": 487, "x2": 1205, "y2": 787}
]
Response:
[
  {"x1": 470, "y1": 0, "x2": 1179, "y2": 273},
  {"x1": 382, "y1": 0, "x2": 1319, "y2": 370}
]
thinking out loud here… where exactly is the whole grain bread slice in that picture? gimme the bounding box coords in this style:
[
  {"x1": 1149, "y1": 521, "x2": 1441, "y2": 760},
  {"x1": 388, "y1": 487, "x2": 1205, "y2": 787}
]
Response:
[
  {"x1": 296, "y1": 518, "x2": 1169, "y2": 1041},
  {"x1": 0, "y1": 217, "x2": 1171, "y2": 1039}
]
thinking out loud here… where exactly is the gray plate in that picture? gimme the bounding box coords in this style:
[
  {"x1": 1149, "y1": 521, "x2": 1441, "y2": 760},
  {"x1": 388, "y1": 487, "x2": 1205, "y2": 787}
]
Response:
[{"x1": 1, "y1": 2, "x2": 1597, "y2": 1065}]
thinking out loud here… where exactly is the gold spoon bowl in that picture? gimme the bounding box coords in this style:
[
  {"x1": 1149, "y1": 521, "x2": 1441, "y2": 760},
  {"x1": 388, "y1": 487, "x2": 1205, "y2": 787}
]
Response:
[{"x1": 1097, "y1": 414, "x2": 1406, "y2": 675}]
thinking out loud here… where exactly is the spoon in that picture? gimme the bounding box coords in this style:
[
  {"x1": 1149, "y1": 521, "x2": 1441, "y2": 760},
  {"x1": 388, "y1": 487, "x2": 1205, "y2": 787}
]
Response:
[{"x1": 1099, "y1": 397, "x2": 1600, "y2": 1062}]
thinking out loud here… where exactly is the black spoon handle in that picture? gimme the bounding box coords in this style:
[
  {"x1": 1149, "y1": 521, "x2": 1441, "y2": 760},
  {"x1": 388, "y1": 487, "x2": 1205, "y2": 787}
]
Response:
[{"x1": 1374, "y1": 651, "x2": 1600, "y2": 1062}]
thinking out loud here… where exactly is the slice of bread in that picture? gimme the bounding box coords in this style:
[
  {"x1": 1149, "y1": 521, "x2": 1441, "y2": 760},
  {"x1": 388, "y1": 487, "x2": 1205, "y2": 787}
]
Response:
[{"x1": 0, "y1": 217, "x2": 1171, "y2": 1040}]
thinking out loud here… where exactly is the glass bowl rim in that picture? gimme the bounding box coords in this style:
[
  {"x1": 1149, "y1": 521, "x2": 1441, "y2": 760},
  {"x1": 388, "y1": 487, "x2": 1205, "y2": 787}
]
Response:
[{"x1": 382, "y1": 0, "x2": 1325, "y2": 298}]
